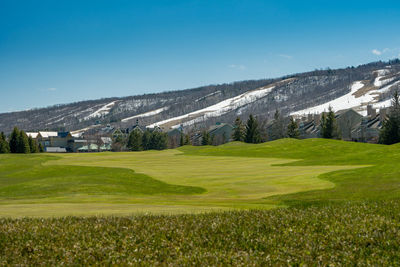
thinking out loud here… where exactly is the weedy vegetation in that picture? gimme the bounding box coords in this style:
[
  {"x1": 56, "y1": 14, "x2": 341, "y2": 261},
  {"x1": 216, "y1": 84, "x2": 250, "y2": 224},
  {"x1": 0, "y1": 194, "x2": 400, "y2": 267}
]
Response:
[{"x1": 0, "y1": 201, "x2": 399, "y2": 265}]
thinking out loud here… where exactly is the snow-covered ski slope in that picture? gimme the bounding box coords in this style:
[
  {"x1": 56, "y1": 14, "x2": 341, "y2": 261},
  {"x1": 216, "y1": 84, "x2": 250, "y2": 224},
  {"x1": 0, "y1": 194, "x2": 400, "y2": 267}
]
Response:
[
  {"x1": 148, "y1": 85, "x2": 276, "y2": 128},
  {"x1": 84, "y1": 101, "x2": 118, "y2": 120},
  {"x1": 291, "y1": 69, "x2": 400, "y2": 116},
  {"x1": 121, "y1": 107, "x2": 169, "y2": 122}
]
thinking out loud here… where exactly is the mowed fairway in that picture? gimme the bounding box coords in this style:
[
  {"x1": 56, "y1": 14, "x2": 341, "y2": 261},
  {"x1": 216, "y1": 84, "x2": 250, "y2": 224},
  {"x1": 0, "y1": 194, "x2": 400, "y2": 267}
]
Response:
[{"x1": 0, "y1": 141, "x2": 365, "y2": 217}]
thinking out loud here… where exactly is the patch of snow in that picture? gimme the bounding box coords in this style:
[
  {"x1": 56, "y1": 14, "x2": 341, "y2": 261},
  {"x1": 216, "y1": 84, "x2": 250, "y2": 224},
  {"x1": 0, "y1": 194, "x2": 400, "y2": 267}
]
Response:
[
  {"x1": 291, "y1": 82, "x2": 370, "y2": 115},
  {"x1": 375, "y1": 76, "x2": 396, "y2": 88},
  {"x1": 71, "y1": 125, "x2": 100, "y2": 135},
  {"x1": 121, "y1": 107, "x2": 169, "y2": 122},
  {"x1": 372, "y1": 99, "x2": 392, "y2": 110},
  {"x1": 291, "y1": 78, "x2": 400, "y2": 116},
  {"x1": 38, "y1": 131, "x2": 58, "y2": 138},
  {"x1": 373, "y1": 69, "x2": 392, "y2": 87},
  {"x1": 71, "y1": 132, "x2": 83, "y2": 138},
  {"x1": 148, "y1": 85, "x2": 275, "y2": 128},
  {"x1": 84, "y1": 101, "x2": 117, "y2": 120},
  {"x1": 377, "y1": 80, "x2": 400, "y2": 94}
]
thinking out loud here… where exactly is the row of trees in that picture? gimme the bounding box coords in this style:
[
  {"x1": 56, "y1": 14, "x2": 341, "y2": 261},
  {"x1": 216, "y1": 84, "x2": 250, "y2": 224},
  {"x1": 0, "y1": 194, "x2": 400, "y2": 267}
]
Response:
[
  {"x1": 126, "y1": 130, "x2": 168, "y2": 151},
  {"x1": 231, "y1": 107, "x2": 340, "y2": 144},
  {"x1": 232, "y1": 112, "x2": 300, "y2": 144},
  {"x1": 0, "y1": 127, "x2": 44, "y2": 154}
]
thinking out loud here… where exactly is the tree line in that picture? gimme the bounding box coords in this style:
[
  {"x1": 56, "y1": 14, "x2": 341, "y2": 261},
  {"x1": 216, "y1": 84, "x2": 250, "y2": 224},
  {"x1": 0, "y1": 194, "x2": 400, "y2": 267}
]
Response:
[
  {"x1": 231, "y1": 113, "x2": 299, "y2": 144},
  {"x1": 124, "y1": 129, "x2": 169, "y2": 151},
  {"x1": 231, "y1": 107, "x2": 339, "y2": 144},
  {"x1": 0, "y1": 127, "x2": 44, "y2": 154}
]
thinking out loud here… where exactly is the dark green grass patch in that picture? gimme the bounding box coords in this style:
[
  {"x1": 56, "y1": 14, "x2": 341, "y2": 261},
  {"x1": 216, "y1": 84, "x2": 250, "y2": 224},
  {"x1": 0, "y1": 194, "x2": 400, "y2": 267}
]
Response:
[
  {"x1": 1, "y1": 200, "x2": 399, "y2": 265},
  {"x1": 0, "y1": 154, "x2": 205, "y2": 200}
]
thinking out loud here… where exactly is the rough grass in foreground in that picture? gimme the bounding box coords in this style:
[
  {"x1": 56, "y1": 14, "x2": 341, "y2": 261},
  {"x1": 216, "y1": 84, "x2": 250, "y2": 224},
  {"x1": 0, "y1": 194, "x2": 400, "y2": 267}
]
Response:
[{"x1": 1, "y1": 200, "x2": 400, "y2": 265}]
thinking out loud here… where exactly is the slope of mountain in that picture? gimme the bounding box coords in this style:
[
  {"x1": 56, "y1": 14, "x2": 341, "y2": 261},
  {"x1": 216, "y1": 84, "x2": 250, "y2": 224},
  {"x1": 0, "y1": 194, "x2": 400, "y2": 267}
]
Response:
[{"x1": 1, "y1": 60, "x2": 400, "y2": 134}]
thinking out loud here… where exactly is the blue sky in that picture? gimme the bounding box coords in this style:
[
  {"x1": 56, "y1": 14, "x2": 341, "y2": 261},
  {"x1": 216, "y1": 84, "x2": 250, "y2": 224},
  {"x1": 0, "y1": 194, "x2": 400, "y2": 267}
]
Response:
[{"x1": 1, "y1": 0, "x2": 400, "y2": 113}]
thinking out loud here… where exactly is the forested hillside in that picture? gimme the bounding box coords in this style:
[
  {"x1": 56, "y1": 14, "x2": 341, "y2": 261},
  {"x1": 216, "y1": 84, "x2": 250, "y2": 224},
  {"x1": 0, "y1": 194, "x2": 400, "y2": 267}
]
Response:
[{"x1": 1, "y1": 60, "x2": 400, "y2": 134}]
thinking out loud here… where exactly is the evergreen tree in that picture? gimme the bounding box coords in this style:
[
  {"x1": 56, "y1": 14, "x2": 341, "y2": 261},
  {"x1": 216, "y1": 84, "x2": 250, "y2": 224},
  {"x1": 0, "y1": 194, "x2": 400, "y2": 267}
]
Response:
[
  {"x1": 149, "y1": 131, "x2": 167, "y2": 150},
  {"x1": 270, "y1": 109, "x2": 286, "y2": 140},
  {"x1": 28, "y1": 136, "x2": 39, "y2": 153},
  {"x1": 320, "y1": 106, "x2": 339, "y2": 139},
  {"x1": 38, "y1": 143, "x2": 45, "y2": 153},
  {"x1": 179, "y1": 132, "x2": 184, "y2": 147},
  {"x1": 17, "y1": 130, "x2": 30, "y2": 153},
  {"x1": 245, "y1": 114, "x2": 261, "y2": 143},
  {"x1": 232, "y1": 117, "x2": 245, "y2": 141},
  {"x1": 142, "y1": 131, "x2": 152, "y2": 150},
  {"x1": 0, "y1": 132, "x2": 6, "y2": 141},
  {"x1": 9, "y1": 127, "x2": 20, "y2": 153},
  {"x1": 127, "y1": 130, "x2": 143, "y2": 151},
  {"x1": 0, "y1": 132, "x2": 10, "y2": 153},
  {"x1": 201, "y1": 130, "x2": 211, "y2": 146},
  {"x1": 287, "y1": 116, "x2": 300, "y2": 138},
  {"x1": 114, "y1": 135, "x2": 123, "y2": 143},
  {"x1": 320, "y1": 112, "x2": 326, "y2": 136},
  {"x1": 379, "y1": 91, "x2": 400, "y2": 144}
]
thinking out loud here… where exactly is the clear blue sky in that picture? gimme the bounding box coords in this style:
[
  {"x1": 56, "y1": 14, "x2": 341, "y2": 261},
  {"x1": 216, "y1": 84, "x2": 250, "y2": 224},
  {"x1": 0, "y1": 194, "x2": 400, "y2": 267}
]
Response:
[{"x1": 1, "y1": 0, "x2": 400, "y2": 113}]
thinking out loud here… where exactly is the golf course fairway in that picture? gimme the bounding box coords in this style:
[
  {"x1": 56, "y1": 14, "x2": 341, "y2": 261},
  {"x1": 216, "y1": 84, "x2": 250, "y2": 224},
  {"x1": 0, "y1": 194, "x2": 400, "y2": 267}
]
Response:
[{"x1": 1, "y1": 138, "x2": 398, "y2": 217}]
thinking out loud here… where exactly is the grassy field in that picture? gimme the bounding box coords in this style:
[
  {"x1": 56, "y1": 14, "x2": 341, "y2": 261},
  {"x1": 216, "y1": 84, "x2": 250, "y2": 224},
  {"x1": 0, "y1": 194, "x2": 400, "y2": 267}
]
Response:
[
  {"x1": 0, "y1": 138, "x2": 399, "y2": 216},
  {"x1": 0, "y1": 139, "x2": 373, "y2": 217},
  {"x1": 181, "y1": 139, "x2": 400, "y2": 205},
  {"x1": 1, "y1": 138, "x2": 400, "y2": 264},
  {"x1": 1, "y1": 201, "x2": 399, "y2": 265}
]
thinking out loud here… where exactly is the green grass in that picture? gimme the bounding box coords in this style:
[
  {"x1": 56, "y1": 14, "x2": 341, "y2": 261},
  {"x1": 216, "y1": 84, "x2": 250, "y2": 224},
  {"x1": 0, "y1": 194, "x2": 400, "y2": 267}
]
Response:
[
  {"x1": 0, "y1": 154, "x2": 204, "y2": 200},
  {"x1": 0, "y1": 138, "x2": 399, "y2": 216},
  {"x1": 180, "y1": 139, "x2": 400, "y2": 205},
  {"x1": 1, "y1": 201, "x2": 399, "y2": 265},
  {"x1": 2, "y1": 139, "x2": 400, "y2": 264}
]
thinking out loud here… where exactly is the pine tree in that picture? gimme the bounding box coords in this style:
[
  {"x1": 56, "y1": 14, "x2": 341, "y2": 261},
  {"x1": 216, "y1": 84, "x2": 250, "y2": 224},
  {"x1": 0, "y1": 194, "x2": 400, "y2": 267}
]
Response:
[
  {"x1": 17, "y1": 130, "x2": 30, "y2": 153},
  {"x1": 321, "y1": 106, "x2": 338, "y2": 139},
  {"x1": 201, "y1": 130, "x2": 211, "y2": 146},
  {"x1": 9, "y1": 127, "x2": 20, "y2": 153},
  {"x1": 28, "y1": 136, "x2": 39, "y2": 153},
  {"x1": 245, "y1": 114, "x2": 261, "y2": 143},
  {"x1": 379, "y1": 91, "x2": 400, "y2": 144},
  {"x1": 179, "y1": 132, "x2": 184, "y2": 147},
  {"x1": 38, "y1": 143, "x2": 45, "y2": 153},
  {"x1": 127, "y1": 130, "x2": 143, "y2": 151},
  {"x1": 142, "y1": 131, "x2": 152, "y2": 150},
  {"x1": 0, "y1": 132, "x2": 10, "y2": 153},
  {"x1": 232, "y1": 117, "x2": 245, "y2": 141},
  {"x1": 287, "y1": 116, "x2": 300, "y2": 138},
  {"x1": 149, "y1": 131, "x2": 167, "y2": 150}
]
